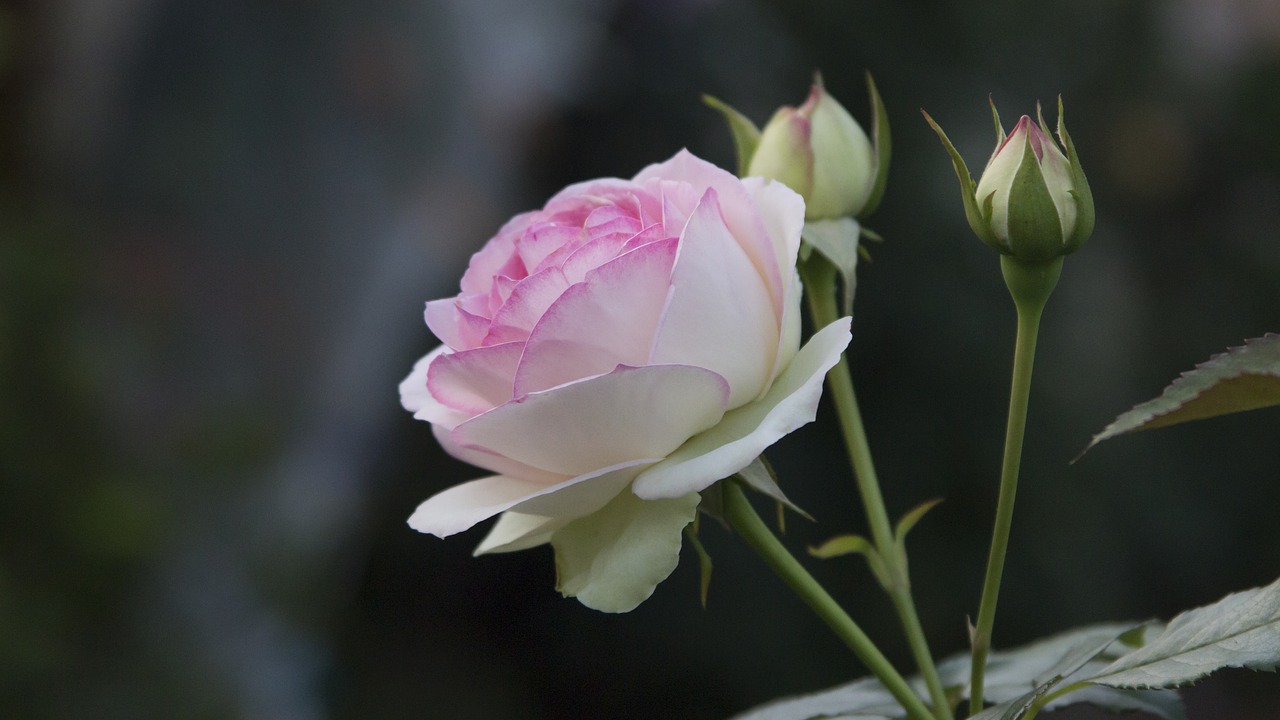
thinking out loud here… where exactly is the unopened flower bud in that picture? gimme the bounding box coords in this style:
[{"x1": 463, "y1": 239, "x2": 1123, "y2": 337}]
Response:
[
  {"x1": 748, "y1": 79, "x2": 883, "y2": 220},
  {"x1": 926, "y1": 99, "x2": 1094, "y2": 263}
]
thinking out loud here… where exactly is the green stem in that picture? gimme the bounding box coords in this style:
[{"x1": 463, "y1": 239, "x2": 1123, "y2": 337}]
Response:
[
  {"x1": 721, "y1": 481, "x2": 935, "y2": 720},
  {"x1": 802, "y1": 258, "x2": 952, "y2": 720},
  {"x1": 968, "y1": 256, "x2": 1062, "y2": 716}
]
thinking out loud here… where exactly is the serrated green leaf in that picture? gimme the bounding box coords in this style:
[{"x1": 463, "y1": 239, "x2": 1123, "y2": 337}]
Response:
[
  {"x1": 703, "y1": 94, "x2": 762, "y2": 177},
  {"x1": 727, "y1": 623, "x2": 1160, "y2": 720},
  {"x1": 1090, "y1": 576, "x2": 1280, "y2": 689},
  {"x1": 728, "y1": 674, "x2": 901, "y2": 720},
  {"x1": 1050, "y1": 678, "x2": 1186, "y2": 720},
  {"x1": 801, "y1": 218, "x2": 861, "y2": 315},
  {"x1": 1082, "y1": 334, "x2": 1280, "y2": 455},
  {"x1": 959, "y1": 625, "x2": 1182, "y2": 720}
]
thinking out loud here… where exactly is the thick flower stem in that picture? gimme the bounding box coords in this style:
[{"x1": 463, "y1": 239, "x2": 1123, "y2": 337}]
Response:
[
  {"x1": 722, "y1": 481, "x2": 935, "y2": 720},
  {"x1": 801, "y1": 257, "x2": 952, "y2": 720},
  {"x1": 968, "y1": 256, "x2": 1062, "y2": 716}
]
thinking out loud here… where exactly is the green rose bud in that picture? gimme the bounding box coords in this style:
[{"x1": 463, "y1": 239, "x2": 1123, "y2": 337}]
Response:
[
  {"x1": 748, "y1": 78, "x2": 885, "y2": 220},
  {"x1": 925, "y1": 98, "x2": 1094, "y2": 263}
]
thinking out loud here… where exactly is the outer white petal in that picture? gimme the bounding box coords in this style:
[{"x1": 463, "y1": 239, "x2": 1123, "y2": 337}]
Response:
[
  {"x1": 432, "y1": 424, "x2": 565, "y2": 486},
  {"x1": 408, "y1": 475, "x2": 548, "y2": 538},
  {"x1": 632, "y1": 317, "x2": 852, "y2": 499},
  {"x1": 474, "y1": 512, "x2": 567, "y2": 555},
  {"x1": 976, "y1": 124, "x2": 1028, "y2": 241},
  {"x1": 551, "y1": 489, "x2": 701, "y2": 613},
  {"x1": 408, "y1": 458, "x2": 650, "y2": 540},
  {"x1": 399, "y1": 346, "x2": 469, "y2": 429},
  {"x1": 451, "y1": 363, "x2": 729, "y2": 477}
]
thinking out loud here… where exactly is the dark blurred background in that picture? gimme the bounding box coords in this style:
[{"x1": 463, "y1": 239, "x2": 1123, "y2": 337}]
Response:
[{"x1": 2, "y1": 0, "x2": 1278, "y2": 718}]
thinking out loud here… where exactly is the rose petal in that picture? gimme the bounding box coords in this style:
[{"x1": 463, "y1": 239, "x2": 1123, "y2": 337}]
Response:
[
  {"x1": 773, "y1": 270, "x2": 803, "y2": 386},
  {"x1": 484, "y1": 266, "x2": 569, "y2": 345},
  {"x1": 519, "y1": 222, "x2": 583, "y2": 273},
  {"x1": 409, "y1": 458, "x2": 650, "y2": 539},
  {"x1": 514, "y1": 238, "x2": 677, "y2": 395},
  {"x1": 635, "y1": 150, "x2": 785, "y2": 315},
  {"x1": 400, "y1": 346, "x2": 469, "y2": 428},
  {"x1": 655, "y1": 179, "x2": 701, "y2": 235},
  {"x1": 426, "y1": 341, "x2": 523, "y2": 415},
  {"x1": 459, "y1": 214, "x2": 530, "y2": 294},
  {"x1": 632, "y1": 317, "x2": 852, "y2": 499},
  {"x1": 453, "y1": 363, "x2": 730, "y2": 477},
  {"x1": 424, "y1": 299, "x2": 490, "y2": 351},
  {"x1": 650, "y1": 189, "x2": 778, "y2": 408},
  {"x1": 742, "y1": 175, "x2": 806, "y2": 329},
  {"x1": 433, "y1": 423, "x2": 565, "y2": 485},
  {"x1": 474, "y1": 511, "x2": 567, "y2": 554},
  {"x1": 511, "y1": 458, "x2": 650, "y2": 518},
  {"x1": 559, "y1": 223, "x2": 664, "y2": 284},
  {"x1": 542, "y1": 178, "x2": 636, "y2": 211},
  {"x1": 408, "y1": 475, "x2": 546, "y2": 539},
  {"x1": 551, "y1": 489, "x2": 700, "y2": 612}
]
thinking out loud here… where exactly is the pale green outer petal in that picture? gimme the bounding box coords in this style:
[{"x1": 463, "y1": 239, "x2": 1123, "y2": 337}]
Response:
[
  {"x1": 748, "y1": 108, "x2": 814, "y2": 199},
  {"x1": 474, "y1": 511, "x2": 567, "y2": 555},
  {"x1": 808, "y1": 95, "x2": 875, "y2": 218},
  {"x1": 551, "y1": 489, "x2": 701, "y2": 613},
  {"x1": 631, "y1": 317, "x2": 852, "y2": 500}
]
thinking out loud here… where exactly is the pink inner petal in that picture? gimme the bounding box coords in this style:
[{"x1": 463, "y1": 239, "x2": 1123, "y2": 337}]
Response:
[
  {"x1": 483, "y1": 266, "x2": 570, "y2": 345},
  {"x1": 514, "y1": 238, "x2": 678, "y2": 396},
  {"x1": 424, "y1": 298, "x2": 490, "y2": 351},
  {"x1": 427, "y1": 341, "x2": 524, "y2": 415}
]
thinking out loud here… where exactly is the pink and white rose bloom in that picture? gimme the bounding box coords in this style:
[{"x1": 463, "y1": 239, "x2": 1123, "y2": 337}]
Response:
[{"x1": 400, "y1": 150, "x2": 851, "y2": 612}]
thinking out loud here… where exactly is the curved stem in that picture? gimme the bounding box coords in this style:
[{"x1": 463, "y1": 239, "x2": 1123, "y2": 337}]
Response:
[
  {"x1": 721, "y1": 481, "x2": 935, "y2": 720},
  {"x1": 802, "y1": 258, "x2": 952, "y2": 720},
  {"x1": 968, "y1": 256, "x2": 1062, "y2": 716},
  {"x1": 803, "y1": 259, "x2": 895, "y2": 552}
]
